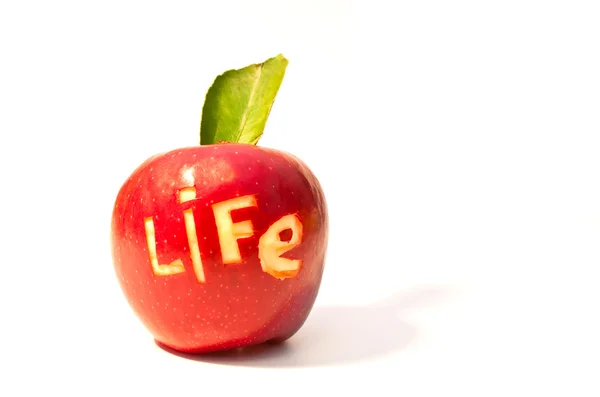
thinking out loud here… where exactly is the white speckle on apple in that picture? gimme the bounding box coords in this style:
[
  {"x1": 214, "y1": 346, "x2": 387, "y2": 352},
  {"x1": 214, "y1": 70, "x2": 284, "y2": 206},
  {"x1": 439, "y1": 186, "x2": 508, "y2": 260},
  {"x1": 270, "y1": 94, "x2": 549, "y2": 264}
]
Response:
[
  {"x1": 268, "y1": 166, "x2": 272, "y2": 170},
  {"x1": 248, "y1": 167, "x2": 252, "y2": 171},
  {"x1": 234, "y1": 151, "x2": 238, "y2": 155},
  {"x1": 178, "y1": 151, "x2": 182, "y2": 156},
  {"x1": 210, "y1": 156, "x2": 214, "y2": 160},
  {"x1": 255, "y1": 182, "x2": 259, "y2": 185}
]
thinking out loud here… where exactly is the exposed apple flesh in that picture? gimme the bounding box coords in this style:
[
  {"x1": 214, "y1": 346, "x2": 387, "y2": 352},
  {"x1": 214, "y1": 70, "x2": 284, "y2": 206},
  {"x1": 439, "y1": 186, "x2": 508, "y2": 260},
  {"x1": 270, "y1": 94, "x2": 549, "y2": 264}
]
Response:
[{"x1": 110, "y1": 143, "x2": 328, "y2": 353}]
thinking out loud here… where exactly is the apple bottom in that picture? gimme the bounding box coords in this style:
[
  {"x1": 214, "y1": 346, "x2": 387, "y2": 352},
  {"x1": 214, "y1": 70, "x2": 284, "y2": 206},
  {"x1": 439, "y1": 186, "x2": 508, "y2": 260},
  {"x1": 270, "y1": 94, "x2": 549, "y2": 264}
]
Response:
[
  {"x1": 150, "y1": 285, "x2": 319, "y2": 354},
  {"x1": 154, "y1": 328, "x2": 290, "y2": 355}
]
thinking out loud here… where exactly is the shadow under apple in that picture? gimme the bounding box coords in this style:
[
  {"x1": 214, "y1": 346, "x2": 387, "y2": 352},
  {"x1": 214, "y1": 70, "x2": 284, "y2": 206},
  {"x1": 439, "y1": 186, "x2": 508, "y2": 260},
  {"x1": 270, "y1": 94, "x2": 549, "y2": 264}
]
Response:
[{"x1": 156, "y1": 285, "x2": 456, "y2": 368}]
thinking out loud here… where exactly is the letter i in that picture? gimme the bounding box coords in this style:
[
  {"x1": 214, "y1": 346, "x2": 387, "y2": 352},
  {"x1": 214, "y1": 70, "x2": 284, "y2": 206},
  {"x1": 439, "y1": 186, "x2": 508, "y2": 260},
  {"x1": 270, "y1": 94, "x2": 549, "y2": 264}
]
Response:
[{"x1": 179, "y1": 187, "x2": 205, "y2": 283}]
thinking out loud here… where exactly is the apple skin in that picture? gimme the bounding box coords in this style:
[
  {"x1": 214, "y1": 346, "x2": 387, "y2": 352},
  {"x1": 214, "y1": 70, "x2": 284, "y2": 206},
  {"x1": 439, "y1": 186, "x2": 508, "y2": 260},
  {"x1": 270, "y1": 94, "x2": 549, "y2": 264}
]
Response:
[{"x1": 110, "y1": 143, "x2": 328, "y2": 353}]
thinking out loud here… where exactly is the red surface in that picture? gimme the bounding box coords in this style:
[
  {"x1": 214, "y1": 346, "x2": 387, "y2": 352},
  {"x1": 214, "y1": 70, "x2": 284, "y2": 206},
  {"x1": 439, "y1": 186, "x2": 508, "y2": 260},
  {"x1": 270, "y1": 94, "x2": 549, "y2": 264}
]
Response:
[{"x1": 110, "y1": 143, "x2": 328, "y2": 353}]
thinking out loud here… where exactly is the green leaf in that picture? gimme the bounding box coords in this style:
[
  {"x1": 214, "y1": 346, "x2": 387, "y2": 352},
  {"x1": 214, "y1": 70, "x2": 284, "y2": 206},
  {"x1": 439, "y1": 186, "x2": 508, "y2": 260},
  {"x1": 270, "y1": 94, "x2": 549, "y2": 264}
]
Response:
[{"x1": 199, "y1": 54, "x2": 289, "y2": 145}]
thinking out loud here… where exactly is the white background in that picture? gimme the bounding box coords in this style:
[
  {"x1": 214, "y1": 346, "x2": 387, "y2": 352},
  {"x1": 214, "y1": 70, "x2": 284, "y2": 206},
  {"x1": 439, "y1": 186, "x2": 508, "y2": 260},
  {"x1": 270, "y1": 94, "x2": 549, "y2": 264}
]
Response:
[{"x1": 1, "y1": 0, "x2": 599, "y2": 395}]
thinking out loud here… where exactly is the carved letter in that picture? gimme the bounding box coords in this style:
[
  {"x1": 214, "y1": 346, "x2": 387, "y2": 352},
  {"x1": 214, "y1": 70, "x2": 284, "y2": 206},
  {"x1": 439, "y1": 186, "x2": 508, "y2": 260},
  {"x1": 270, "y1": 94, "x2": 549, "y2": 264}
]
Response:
[
  {"x1": 144, "y1": 217, "x2": 185, "y2": 276},
  {"x1": 258, "y1": 214, "x2": 303, "y2": 279},
  {"x1": 212, "y1": 195, "x2": 258, "y2": 264},
  {"x1": 179, "y1": 186, "x2": 205, "y2": 283}
]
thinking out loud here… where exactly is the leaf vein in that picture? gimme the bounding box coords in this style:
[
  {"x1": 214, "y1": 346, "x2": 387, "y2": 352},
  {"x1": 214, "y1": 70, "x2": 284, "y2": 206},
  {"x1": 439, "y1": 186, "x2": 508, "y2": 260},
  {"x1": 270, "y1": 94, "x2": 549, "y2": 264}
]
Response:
[{"x1": 235, "y1": 64, "x2": 264, "y2": 143}]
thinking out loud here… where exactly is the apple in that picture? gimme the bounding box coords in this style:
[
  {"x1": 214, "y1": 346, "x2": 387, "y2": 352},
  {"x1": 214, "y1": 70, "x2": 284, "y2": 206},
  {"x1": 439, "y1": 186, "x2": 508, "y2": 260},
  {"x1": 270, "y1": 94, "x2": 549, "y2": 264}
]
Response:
[{"x1": 110, "y1": 55, "x2": 329, "y2": 353}]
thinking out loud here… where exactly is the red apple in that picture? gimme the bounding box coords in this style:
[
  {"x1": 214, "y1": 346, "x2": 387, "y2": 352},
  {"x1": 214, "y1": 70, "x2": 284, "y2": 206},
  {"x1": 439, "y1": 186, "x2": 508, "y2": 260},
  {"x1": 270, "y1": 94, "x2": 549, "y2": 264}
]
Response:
[{"x1": 110, "y1": 143, "x2": 328, "y2": 353}]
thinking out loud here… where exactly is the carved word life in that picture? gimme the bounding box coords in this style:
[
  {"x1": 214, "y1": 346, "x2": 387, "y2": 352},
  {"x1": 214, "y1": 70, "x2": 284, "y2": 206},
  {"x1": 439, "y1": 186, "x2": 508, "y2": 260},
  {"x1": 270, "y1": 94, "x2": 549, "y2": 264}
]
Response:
[{"x1": 143, "y1": 187, "x2": 303, "y2": 283}]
